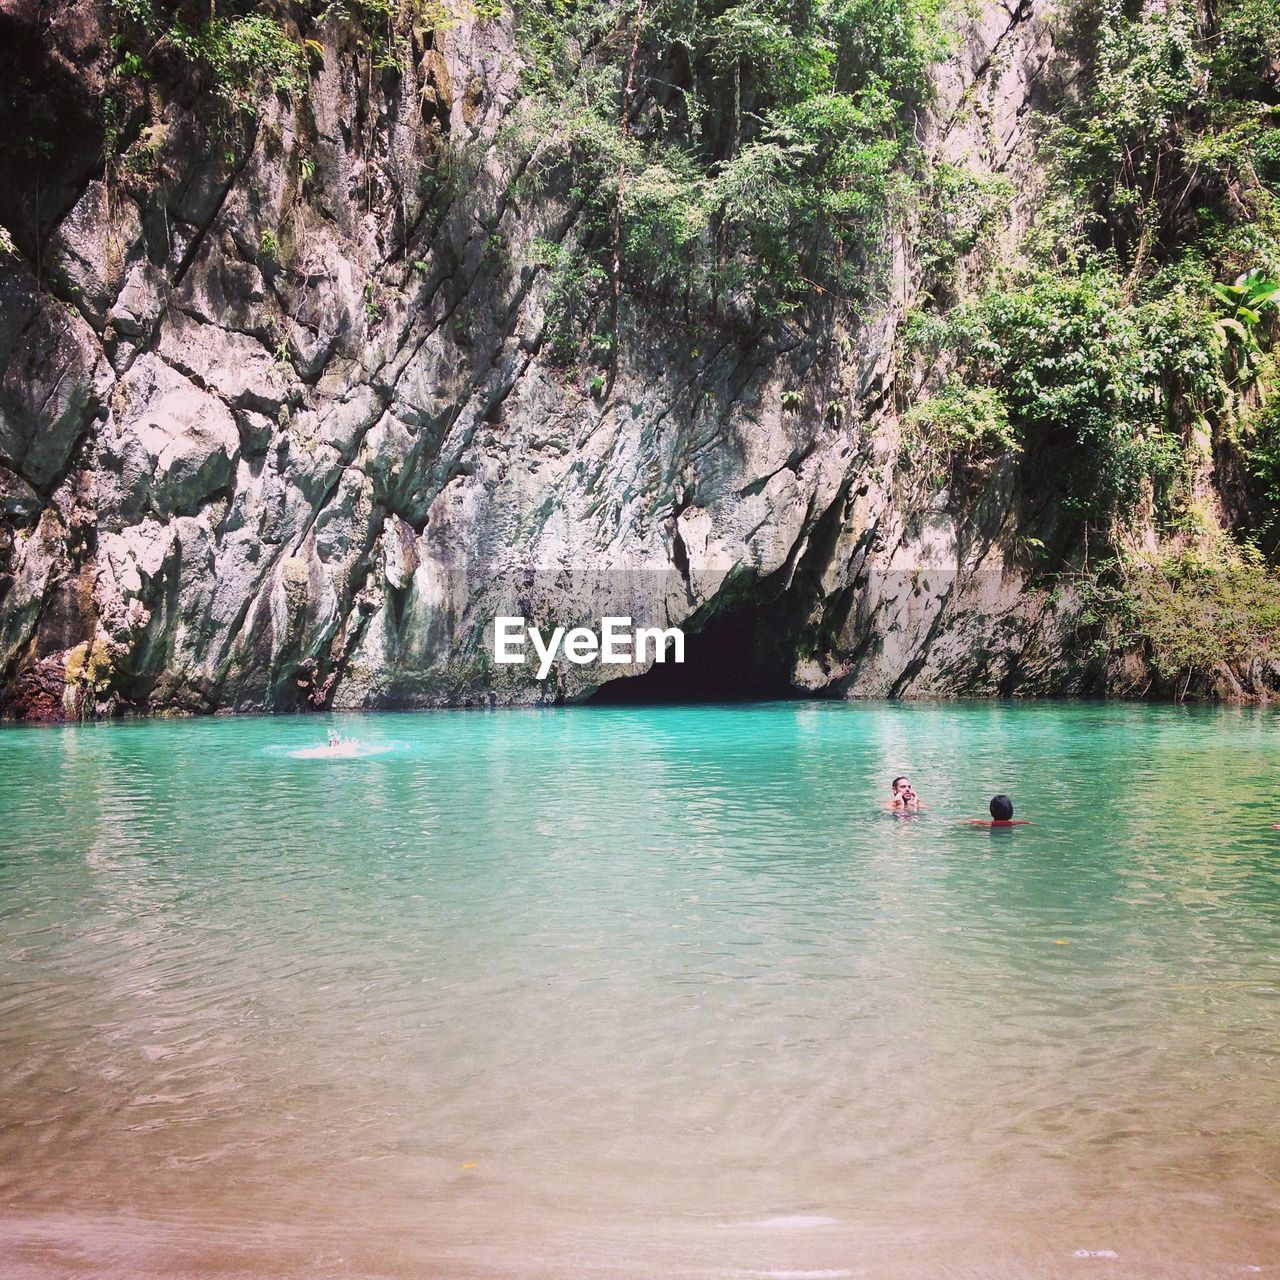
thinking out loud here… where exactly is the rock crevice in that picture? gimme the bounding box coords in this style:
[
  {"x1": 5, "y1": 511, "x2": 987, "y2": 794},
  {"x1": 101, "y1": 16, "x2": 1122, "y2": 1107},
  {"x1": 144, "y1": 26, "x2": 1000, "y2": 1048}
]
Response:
[{"x1": 0, "y1": 0, "x2": 1121, "y2": 718}]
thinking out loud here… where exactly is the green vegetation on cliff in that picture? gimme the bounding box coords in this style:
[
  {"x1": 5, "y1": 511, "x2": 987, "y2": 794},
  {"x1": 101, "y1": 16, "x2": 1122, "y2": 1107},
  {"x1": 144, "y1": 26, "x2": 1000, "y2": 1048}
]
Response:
[
  {"x1": 897, "y1": 0, "x2": 1280, "y2": 681},
  {"x1": 103, "y1": 2, "x2": 1278, "y2": 545},
  {"x1": 1081, "y1": 545, "x2": 1280, "y2": 697},
  {"x1": 109, "y1": 1, "x2": 310, "y2": 113},
  {"x1": 512, "y1": 0, "x2": 947, "y2": 330},
  {"x1": 505, "y1": 0, "x2": 1280, "y2": 570},
  {"x1": 909, "y1": 0, "x2": 1280, "y2": 530}
]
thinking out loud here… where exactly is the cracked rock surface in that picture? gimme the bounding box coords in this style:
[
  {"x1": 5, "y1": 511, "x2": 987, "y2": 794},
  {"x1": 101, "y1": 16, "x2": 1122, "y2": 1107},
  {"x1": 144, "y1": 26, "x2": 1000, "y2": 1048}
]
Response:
[{"x1": 0, "y1": 0, "x2": 1102, "y2": 719}]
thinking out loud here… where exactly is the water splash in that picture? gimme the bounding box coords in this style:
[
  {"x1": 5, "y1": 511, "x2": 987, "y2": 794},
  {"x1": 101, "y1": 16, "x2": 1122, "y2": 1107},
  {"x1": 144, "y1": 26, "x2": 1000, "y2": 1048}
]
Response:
[{"x1": 266, "y1": 740, "x2": 403, "y2": 761}]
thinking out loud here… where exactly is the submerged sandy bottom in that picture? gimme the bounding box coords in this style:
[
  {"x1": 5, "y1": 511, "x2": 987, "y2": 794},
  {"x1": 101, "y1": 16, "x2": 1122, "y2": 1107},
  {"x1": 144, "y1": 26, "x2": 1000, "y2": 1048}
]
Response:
[
  {"x1": 0, "y1": 1204, "x2": 1273, "y2": 1278},
  {"x1": 1, "y1": 702, "x2": 1277, "y2": 1277}
]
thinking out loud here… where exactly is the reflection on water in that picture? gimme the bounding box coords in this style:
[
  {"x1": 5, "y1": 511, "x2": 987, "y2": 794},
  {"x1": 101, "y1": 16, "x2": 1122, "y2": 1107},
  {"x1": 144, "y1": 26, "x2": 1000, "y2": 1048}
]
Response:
[
  {"x1": 0, "y1": 702, "x2": 1278, "y2": 1278},
  {"x1": 265, "y1": 738, "x2": 405, "y2": 760}
]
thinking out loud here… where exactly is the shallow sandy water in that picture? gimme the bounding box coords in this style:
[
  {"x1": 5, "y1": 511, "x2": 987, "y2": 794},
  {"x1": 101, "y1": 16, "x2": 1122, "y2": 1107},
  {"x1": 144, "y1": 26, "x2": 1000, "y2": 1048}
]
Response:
[{"x1": 1, "y1": 702, "x2": 1277, "y2": 1277}]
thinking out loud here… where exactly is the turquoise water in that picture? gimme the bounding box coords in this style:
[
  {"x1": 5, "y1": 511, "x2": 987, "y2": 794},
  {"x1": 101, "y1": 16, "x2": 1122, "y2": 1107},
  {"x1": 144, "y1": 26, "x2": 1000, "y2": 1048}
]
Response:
[{"x1": 0, "y1": 701, "x2": 1277, "y2": 1279}]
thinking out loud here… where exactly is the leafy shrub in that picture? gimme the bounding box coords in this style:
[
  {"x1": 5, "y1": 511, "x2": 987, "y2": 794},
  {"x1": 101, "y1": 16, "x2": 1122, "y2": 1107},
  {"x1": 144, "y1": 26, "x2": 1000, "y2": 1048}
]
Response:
[
  {"x1": 900, "y1": 382, "x2": 1016, "y2": 486},
  {"x1": 1084, "y1": 548, "x2": 1280, "y2": 695},
  {"x1": 171, "y1": 14, "x2": 309, "y2": 113},
  {"x1": 914, "y1": 266, "x2": 1226, "y2": 514},
  {"x1": 1210, "y1": 268, "x2": 1280, "y2": 380},
  {"x1": 916, "y1": 163, "x2": 1014, "y2": 288},
  {"x1": 111, "y1": 2, "x2": 308, "y2": 117},
  {"x1": 1237, "y1": 356, "x2": 1280, "y2": 549},
  {"x1": 530, "y1": 236, "x2": 609, "y2": 365},
  {"x1": 1042, "y1": 0, "x2": 1280, "y2": 272}
]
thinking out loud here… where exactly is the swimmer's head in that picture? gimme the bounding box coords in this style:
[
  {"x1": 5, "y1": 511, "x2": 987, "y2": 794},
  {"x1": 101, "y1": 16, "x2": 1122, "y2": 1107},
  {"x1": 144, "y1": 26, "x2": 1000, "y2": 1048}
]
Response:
[
  {"x1": 989, "y1": 794, "x2": 1014, "y2": 821},
  {"x1": 892, "y1": 776, "x2": 909, "y2": 794}
]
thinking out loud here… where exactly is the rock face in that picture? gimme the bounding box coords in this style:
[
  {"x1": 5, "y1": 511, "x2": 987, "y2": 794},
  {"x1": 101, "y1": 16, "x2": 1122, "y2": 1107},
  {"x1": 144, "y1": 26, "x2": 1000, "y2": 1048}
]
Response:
[{"x1": 0, "y1": 0, "x2": 1105, "y2": 719}]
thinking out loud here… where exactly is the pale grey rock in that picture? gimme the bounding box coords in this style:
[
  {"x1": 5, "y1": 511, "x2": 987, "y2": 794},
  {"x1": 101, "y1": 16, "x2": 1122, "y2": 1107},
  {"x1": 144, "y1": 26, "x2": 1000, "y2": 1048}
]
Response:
[
  {"x1": 0, "y1": 509, "x2": 66, "y2": 675},
  {"x1": 319, "y1": 387, "x2": 385, "y2": 457},
  {"x1": 102, "y1": 354, "x2": 239, "y2": 520},
  {"x1": 107, "y1": 258, "x2": 167, "y2": 343},
  {"x1": 0, "y1": 269, "x2": 111, "y2": 491},
  {"x1": 49, "y1": 182, "x2": 144, "y2": 329},
  {"x1": 234, "y1": 408, "x2": 277, "y2": 456},
  {"x1": 155, "y1": 311, "x2": 294, "y2": 415},
  {"x1": 176, "y1": 238, "x2": 275, "y2": 338},
  {"x1": 0, "y1": 0, "x2": 1172, "y2": 717},
  {"x1": 383, "y1": 515, "x2": 420, "y2": 591}
]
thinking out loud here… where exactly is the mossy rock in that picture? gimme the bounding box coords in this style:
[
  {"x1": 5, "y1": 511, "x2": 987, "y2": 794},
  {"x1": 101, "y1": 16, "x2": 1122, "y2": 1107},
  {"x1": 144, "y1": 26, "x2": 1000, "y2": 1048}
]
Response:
[
  {"x1": 282, "y1": 556, "x2": 311, "y2": 608},
  {"x1": 62, "y1": 637, "x2": 117, "y2": 716},
  {"x1": 63, "y1": 641, "x2": 90, "y2": 685},
  {"x1": 64, "y1": 636, "x2": 115, "y2": 689}
]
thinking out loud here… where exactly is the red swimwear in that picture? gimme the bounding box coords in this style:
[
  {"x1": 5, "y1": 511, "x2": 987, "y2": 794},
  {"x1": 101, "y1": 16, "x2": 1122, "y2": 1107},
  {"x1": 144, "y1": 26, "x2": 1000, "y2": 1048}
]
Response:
[{"x1": 966, "y1": 819, "x2": 1031, "y2": 826}]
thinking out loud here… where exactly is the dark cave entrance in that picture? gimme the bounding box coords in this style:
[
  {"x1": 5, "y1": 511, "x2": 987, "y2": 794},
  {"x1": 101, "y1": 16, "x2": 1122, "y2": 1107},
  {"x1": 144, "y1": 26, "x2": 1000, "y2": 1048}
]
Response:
[{"x1": 585, "y1": 596, "x2": 801, "y2": 704}]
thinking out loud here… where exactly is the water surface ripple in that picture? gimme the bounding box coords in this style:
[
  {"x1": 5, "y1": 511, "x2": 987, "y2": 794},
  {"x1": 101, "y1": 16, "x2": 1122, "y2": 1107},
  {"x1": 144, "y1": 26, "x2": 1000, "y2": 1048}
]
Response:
[{"x1": 0, "y1": 701, "x2": 1277, "y2": 1278}]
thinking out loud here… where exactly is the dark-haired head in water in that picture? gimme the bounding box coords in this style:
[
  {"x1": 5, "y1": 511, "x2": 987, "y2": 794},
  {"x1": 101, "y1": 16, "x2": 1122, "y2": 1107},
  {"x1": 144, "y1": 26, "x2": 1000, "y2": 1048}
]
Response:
[{"x1": 966, "y1": 794, "x2": 1030, "y2": 827}]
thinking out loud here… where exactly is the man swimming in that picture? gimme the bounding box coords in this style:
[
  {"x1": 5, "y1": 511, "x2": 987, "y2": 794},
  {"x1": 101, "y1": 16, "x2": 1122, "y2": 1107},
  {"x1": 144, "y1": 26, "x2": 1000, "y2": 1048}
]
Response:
[
  {"x1": 890, "y1": 776, "x2": 921, "y2": 812},
  {"x1": 967, "y1": 794, "x2": 1030, "y2": 827}
]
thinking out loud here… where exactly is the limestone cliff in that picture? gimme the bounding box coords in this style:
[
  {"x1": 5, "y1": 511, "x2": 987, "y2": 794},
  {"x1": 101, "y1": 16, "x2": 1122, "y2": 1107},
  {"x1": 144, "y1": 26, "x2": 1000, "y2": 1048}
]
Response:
[{"x1": 0, "y1": 0, "x2": 1256, "y2": 717}]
